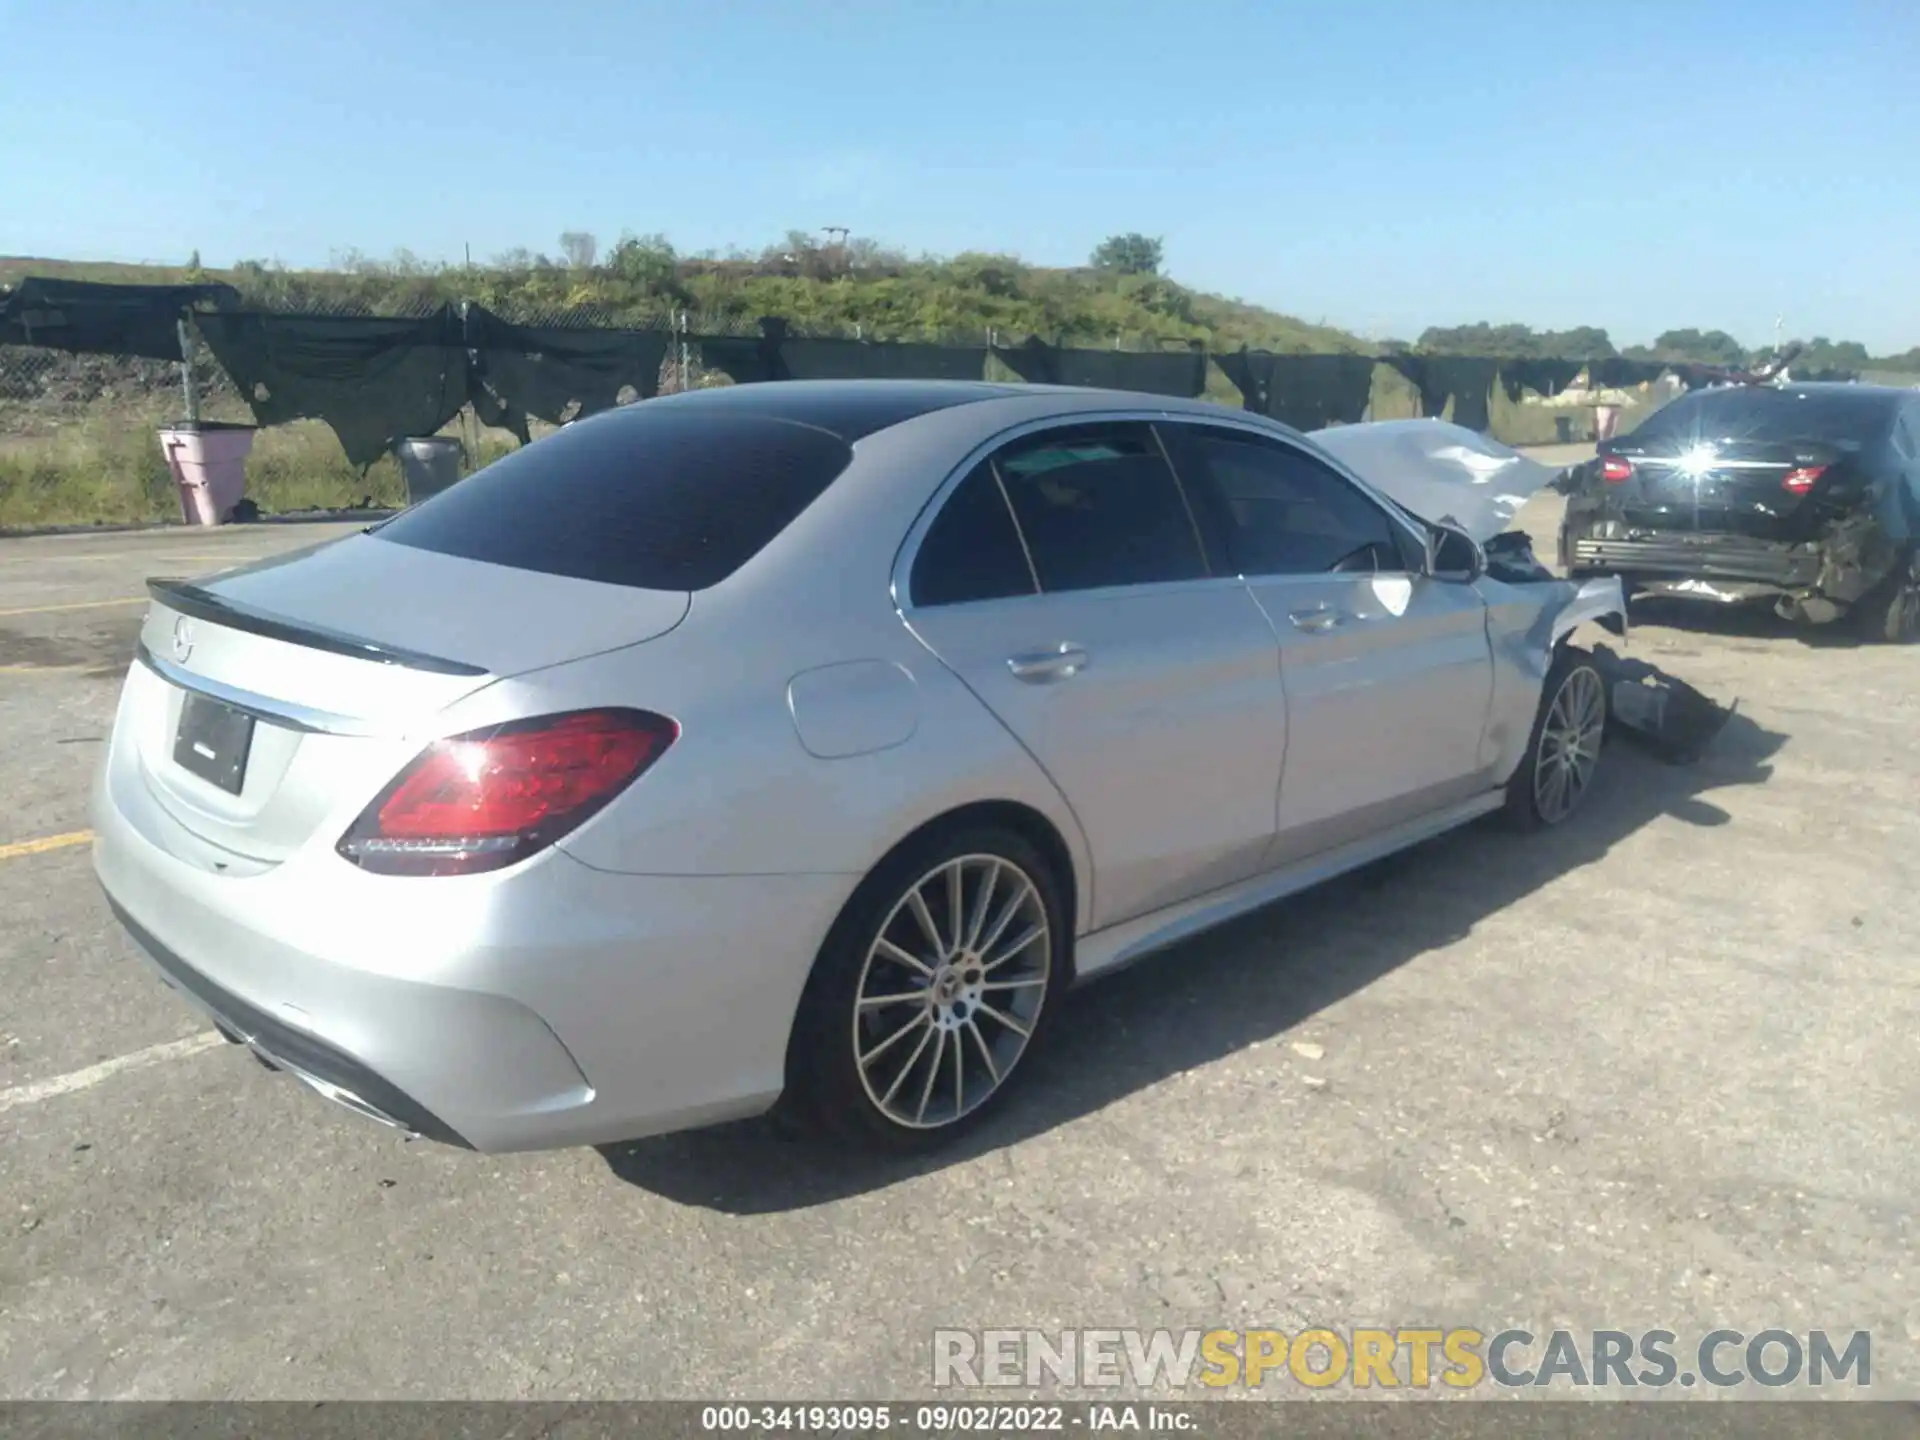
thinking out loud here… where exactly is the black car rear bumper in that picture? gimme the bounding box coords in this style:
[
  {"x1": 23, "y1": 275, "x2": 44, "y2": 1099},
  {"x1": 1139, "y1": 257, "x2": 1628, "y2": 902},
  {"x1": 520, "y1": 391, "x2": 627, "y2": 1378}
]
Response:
[{"x1": 1566, "y1": 534, "x2": 1822, "y2": 591}]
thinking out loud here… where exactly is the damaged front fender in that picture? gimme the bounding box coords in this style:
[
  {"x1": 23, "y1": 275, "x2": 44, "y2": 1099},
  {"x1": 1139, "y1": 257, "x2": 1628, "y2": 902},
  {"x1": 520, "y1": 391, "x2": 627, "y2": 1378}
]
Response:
[
  {"x1": 1475, "y1": 548, "x2": 1629, "y2": 788},
  {"x1": 1549, "y1": 574, "x2": 1629, "y2": 648}
]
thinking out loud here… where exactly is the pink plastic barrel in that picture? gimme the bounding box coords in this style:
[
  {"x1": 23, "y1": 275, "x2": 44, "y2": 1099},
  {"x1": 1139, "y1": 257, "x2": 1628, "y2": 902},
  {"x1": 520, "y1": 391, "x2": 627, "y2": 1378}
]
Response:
[{"x1": 158, "y1": 423, "x2": 256, "y2": 526}]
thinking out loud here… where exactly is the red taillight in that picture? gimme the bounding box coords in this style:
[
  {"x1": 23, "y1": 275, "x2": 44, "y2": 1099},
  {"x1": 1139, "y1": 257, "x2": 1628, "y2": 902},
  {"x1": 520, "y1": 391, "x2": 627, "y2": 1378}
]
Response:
[
  {"x1": 1600, "y1": 455, "x2": 1634, "y2": 484},
  {"x1": 1782, "y1": 465, "x2": 1827, "y2": 495},
  {"x1": 339, "y1": 708, "x2": 678, "y2": 877}
]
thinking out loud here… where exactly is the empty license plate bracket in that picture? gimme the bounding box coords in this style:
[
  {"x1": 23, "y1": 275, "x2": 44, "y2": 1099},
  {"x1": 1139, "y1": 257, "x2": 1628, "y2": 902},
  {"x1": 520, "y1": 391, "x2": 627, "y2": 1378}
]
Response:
[{"x1": 173, "y1": 692, "x2": 255, "y2": 795}]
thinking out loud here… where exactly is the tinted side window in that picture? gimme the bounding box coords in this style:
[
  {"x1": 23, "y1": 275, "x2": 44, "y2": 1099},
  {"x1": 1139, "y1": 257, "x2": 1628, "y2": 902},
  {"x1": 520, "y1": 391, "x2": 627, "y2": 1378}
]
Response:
[
  {"x1": 910, "y1": 461, "x2": 1036, "y2": 607},
  {"x1": 372, "y1": 408, "x2": 853, "y2": 591},
  {"x1": 991, "y1": 424, "x2": 1208, "y2": 593},
  {"x1": 1895, "y1": 408, "x2": 1919, "y2": 460},
  {"x1": 1168, "y1": 427, "x2": 1407, "y2": 576}
]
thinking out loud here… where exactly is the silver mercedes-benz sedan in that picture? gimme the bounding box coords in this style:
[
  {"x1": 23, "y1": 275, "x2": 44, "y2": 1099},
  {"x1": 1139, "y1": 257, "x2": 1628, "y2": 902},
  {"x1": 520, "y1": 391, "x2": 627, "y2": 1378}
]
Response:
[{"x1": 92, "y1": 381, "x2": 1624, "y2": 1154}]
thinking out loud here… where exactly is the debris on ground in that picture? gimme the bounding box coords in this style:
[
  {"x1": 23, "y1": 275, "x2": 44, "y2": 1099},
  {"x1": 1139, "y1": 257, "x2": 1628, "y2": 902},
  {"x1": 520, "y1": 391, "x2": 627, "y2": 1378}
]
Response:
[{"x1": 1591, "y1": 644, "x2": 1737, "y2": 764}]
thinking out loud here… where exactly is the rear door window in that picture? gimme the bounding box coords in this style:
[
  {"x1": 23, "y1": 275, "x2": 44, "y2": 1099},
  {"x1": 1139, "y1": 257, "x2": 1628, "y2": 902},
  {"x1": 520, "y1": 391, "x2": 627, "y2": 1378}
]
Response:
[
  {"x1": 909, "y1": 461, "x2": 1037, "y2": 606},
  {"x1": 371, "y1": 407, "x2": 855, "y2": 591},
  {"x1": 989, "y1": 423, "x2": 1210, "y2": 593}
]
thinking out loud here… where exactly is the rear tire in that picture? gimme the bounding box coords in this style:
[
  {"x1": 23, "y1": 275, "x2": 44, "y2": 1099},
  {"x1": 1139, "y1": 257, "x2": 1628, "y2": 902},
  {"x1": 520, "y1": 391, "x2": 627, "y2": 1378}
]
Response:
[
  {"x1": 778, "y1": 824, "x2": 1069, "y2": 1154},
  {"x1": 1853, "y1": 548, "x2": 1920, "y2": 644},
  {"x1": 1502, "y1": 645, "x2": 1608, "y2": 832}
]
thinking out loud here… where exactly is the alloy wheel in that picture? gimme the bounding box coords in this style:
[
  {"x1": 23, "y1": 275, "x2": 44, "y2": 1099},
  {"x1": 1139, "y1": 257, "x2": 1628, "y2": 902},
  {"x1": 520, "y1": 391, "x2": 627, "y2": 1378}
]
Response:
[
  {"x1": 851, "y1": 854, "x2": 1051, "y2": 1130},
  {"x1": 1534, "y1": 665, "x2": 1606, "y2": 825}
]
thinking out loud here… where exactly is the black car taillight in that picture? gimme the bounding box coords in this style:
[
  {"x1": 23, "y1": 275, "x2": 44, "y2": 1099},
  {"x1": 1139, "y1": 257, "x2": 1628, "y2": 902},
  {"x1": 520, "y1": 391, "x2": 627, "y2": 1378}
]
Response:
[
  {"x1": 1600, "y1": 455, "x2": 1634, "y2": 484},
  {"x1": 338, "y1": 708, "x2": 678, "y2": 877},
  {"x1": 1782, "y1": 465, "x2": 1828, "y2": 496}
]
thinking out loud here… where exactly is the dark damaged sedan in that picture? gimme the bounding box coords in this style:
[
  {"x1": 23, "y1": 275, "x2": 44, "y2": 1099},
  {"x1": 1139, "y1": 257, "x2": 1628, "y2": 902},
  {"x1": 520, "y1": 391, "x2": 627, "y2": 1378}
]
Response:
[{"x1": 1560, "y1": 383, "x2": 1920, "y2": 641}]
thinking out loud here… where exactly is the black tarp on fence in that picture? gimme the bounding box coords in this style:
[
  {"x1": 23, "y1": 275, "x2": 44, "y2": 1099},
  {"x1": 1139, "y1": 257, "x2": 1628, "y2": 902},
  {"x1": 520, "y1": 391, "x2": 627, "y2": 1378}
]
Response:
[
  {"x1": 0, "y1": 277, "x2": 239, "y2": 361},
  {"x1": 5, "y1": 276, "x2": 1863, "y2": 470}
]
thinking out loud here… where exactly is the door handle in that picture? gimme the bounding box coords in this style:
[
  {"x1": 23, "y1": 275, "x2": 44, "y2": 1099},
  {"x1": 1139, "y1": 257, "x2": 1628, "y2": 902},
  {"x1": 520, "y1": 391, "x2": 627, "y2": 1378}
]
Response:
[
  {"x1": 1288, "y1": 607, "x2": 1344, "y2": 634},
  {"x1": 1007, "y1": 645, "x2": 1090, "y2": 683}
]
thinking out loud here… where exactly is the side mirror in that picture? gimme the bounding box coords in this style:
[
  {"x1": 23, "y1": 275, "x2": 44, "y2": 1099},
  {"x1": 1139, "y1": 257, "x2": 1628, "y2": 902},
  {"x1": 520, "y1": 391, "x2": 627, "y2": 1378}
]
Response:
[{"x1": 1428, "y1": 523, "x2": 1484, "y2": 582}]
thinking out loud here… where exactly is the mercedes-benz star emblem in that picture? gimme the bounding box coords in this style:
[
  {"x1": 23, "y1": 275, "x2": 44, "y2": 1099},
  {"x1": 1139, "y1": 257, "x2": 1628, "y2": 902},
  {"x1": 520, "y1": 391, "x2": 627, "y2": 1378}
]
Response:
[{"x1": 171, "y1": 617, "x2": 194, "y2": 663}]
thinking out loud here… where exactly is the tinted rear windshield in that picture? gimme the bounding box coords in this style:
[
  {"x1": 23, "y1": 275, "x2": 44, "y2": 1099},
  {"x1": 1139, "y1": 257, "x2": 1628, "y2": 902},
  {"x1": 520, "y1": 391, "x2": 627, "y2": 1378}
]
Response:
[
  {"x1": 1631, "y1": 389, "x2": 1897, "y2": 447},
  {"x1": 371, "y1": 407, "x2": 854, "y2": 591}
]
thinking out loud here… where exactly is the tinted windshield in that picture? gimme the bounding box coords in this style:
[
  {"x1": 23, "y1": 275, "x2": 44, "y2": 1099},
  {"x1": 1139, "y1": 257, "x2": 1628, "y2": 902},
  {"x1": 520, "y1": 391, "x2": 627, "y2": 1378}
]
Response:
[
  {"x1": 372, "y1": 407, "x2": 855, "y2": 591},
  {"x1": 1629, "y1": 389, "x2": 1898, "y2": 448}
]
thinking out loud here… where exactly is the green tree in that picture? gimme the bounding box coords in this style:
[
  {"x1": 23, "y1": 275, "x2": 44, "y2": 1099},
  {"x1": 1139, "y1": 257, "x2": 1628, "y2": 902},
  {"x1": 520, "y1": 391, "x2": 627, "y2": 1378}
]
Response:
[
  {"x1": 1650, "y1": 328, "x2": 1748, "y2": 366},
  {"x1": 1790, "y1": 336, "x2": 1872, "y2": 373},
  {"x1": 1090, "y1": 233, "x2": 1164, "y2": 276},
  {"x1": 1537, "y1": 326, "x2": 1617, "y2": 359},
  {"x1": 559, "y1": 232, "x2": 598, "y2": 270},
  {"x1": 1416, "y1": 322, "x2": 1616, "y2": 358},
  {"x1": 604, "y1": 233, "x2": 680, "y2": 299}
]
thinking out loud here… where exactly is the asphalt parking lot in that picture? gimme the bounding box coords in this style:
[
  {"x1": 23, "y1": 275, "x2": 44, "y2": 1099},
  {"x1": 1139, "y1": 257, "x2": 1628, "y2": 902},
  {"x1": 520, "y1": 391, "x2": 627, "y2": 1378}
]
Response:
[{"x1": 1, "y1": 490, "x2": 1915, "y2": 1402}]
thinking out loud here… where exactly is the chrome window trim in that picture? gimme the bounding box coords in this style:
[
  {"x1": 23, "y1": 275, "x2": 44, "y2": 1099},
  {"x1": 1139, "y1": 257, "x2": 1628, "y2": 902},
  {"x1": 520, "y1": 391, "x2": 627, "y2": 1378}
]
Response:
[{"x1": 892, "y1": 407, "x2": 1441, "y2": 613}]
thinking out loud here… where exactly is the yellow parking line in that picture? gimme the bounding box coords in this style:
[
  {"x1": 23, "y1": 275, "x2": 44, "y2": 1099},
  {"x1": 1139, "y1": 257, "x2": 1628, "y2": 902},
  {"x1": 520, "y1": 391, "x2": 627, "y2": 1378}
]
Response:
[
  {"x1": 0, "y1": 664, "x2": 96, "y2": 675},
  {"x1": 0, "y1": 830, "x2": 93, "y2": 862},
  {"x1": 0, "y1": 597, "x2": 145, "y2": 617}
]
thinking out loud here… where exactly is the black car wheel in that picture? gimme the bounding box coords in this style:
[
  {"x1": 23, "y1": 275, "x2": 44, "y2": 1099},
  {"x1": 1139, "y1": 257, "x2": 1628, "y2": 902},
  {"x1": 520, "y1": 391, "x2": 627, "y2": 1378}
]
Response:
[{"x1": 1856, "y1": 549, "x2": 1920, "y2": 644}]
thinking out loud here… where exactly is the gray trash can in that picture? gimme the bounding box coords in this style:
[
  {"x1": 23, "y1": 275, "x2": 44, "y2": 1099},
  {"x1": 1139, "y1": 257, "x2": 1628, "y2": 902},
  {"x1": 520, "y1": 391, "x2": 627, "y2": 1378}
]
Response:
[
  {"x1": 393, "y1": 436, "x2": 464, "y2": 505},
  {"x1": 1554, "y1": 415, "x2": 1573, "y2": 444}
]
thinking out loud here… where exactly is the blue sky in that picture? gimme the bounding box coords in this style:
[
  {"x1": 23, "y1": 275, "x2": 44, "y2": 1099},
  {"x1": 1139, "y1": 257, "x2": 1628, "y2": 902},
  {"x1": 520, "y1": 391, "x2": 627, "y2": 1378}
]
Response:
[{"x1": 3, "y1": 0, "x2": 1915, "y2": 351}]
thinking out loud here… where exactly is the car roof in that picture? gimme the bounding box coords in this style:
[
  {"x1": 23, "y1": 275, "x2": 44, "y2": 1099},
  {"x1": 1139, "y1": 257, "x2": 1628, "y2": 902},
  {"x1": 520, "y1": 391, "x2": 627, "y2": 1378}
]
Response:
[
  {"x1": 637, "y1": 378, "x2": 1253, "y2": 441},
  {"x1": 638, "y1": 379, "x2": 1024, "y2": 440},
  {"x1": 1696, "y1": 382, "x2": 1910, "y2": 406}
]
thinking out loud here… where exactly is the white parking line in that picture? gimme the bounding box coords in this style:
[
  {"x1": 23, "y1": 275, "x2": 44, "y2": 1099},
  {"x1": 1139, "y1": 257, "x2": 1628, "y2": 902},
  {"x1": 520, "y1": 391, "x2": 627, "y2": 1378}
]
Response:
[
  {"x1": 0, "y1": 1033, "x2": 222, "y2": 1114},
  {"x1": 0, "y1": 597, "x2": 145, "y2": 618}
]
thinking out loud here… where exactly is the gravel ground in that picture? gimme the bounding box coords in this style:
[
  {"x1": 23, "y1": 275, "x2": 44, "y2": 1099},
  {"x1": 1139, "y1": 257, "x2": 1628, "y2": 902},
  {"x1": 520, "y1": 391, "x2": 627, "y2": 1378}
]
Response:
[{"x1": 0, "y1": 487, "x2": 1914, "y2": 1404}]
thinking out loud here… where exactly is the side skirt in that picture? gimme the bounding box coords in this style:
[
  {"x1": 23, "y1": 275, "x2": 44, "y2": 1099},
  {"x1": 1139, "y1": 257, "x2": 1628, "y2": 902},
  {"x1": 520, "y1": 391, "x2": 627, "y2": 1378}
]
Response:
[{"x1": 1070, "y1": 790, "x2": 1506, "y2": 985}]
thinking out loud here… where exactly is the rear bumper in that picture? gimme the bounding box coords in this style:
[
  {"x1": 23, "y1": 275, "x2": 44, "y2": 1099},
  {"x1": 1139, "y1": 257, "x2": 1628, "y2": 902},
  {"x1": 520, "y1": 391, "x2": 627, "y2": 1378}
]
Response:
[
  {"x1": 1566, "y1": 534, "x2": 1821, "y2": 591},
  {"x1": 108, "y1": 898, "x2": 473, "y2": 1147},
  {"x1": 91, "y1": 748, "x2": 859, "y2": 1153}
]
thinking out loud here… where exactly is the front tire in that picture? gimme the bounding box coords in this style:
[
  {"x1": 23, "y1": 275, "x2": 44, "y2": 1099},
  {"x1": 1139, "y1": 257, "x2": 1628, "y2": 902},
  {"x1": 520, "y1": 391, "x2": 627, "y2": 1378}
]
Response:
[
  {"x1": 780, "y1": 824, "x2": 1068, "y2": 1153},
  {"x1": 1502, "y1": 645, "x2": 1608, "y2": 832}
]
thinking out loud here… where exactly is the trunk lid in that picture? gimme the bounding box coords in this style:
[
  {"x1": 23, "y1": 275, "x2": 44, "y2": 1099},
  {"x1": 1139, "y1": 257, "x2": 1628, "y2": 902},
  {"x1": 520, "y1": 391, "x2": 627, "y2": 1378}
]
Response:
[
  {"x1": 1602, "y1": 436, "x2": 1846, "y2": 539},
  {"x1": 124, "y1": 533, "x2": 690, "y2": 864}
]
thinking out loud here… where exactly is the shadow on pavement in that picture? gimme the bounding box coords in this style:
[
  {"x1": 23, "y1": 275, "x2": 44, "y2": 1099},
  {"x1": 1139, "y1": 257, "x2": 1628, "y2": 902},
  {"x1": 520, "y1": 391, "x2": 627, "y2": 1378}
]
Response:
[
  {"x1": 0, "y1": 616, "x2": 144, "y2": 680},
  {"x1": 600, "y1": 699, "x2": 1788, "y2": 1214}
]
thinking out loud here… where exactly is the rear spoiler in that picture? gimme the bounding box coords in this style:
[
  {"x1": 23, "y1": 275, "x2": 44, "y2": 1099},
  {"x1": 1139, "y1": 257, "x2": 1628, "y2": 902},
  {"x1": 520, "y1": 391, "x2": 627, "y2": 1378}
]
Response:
[{"x1": 146, "y1": 577, "x2": 489, "y2": 677}]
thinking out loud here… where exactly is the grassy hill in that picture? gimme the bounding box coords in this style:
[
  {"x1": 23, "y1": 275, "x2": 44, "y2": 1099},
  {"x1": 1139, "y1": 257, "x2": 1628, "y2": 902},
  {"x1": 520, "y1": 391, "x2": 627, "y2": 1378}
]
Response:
[{"x1": 0, "y1": 239, "x2": 1369, "y2": 354}]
